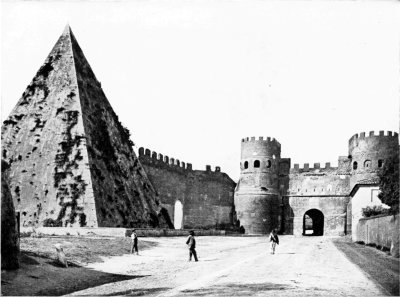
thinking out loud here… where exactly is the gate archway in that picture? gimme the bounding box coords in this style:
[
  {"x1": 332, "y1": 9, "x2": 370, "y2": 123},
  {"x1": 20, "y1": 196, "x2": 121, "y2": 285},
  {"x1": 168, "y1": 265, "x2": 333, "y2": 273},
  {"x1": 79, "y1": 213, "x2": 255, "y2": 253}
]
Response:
[
  {"x1": 303, "y1": 209, "x2": 324, "y2": 236},
  {"x1": 174, "y1": 200, "x2": 183, "y2": 229}
]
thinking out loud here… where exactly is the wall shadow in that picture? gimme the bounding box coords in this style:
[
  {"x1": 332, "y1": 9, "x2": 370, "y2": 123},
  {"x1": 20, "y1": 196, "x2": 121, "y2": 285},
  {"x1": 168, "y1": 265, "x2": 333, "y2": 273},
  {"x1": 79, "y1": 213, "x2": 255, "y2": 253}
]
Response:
[{"x1": 1, "y1": 251, "x2": 146, "y2": 296}]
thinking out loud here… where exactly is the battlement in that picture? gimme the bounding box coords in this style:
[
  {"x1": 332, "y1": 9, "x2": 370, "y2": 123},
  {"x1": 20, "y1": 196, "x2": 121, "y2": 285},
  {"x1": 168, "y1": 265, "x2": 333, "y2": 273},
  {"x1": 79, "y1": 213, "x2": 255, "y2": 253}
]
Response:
[
  {"x1": 138, "y1": 147, "x2": 221, "y2": 173},
  {"x1": 291, "y1": 162, "x2": 337, "y2": 172},
  {"x1": 241, "y1": 136, "x2": 281, "y2": 148},
  {"x1": 348, "y1": 130, "x2": 398, "y2": 144}
]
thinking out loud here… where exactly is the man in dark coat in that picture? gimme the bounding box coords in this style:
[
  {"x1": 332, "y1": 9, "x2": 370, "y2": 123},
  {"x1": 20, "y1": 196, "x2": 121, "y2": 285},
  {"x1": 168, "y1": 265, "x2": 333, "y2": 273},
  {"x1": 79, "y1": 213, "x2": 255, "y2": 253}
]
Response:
[
  {"x1": 186, "y1": 230, "x2": 198, "y2": 262},
  {"x1": 130, "y1": 229, "x2": 139, "y2": 255},
  {"x1": 269, "y1": 229, "x2": 279, "y2": 254}
]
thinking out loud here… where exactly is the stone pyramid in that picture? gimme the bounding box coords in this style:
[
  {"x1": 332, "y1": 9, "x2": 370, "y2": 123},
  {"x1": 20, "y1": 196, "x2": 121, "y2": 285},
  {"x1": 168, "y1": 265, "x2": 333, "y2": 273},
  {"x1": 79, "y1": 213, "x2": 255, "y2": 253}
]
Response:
[{"x1": 1, "y1": 25, "x2": 172, "y2": 228}]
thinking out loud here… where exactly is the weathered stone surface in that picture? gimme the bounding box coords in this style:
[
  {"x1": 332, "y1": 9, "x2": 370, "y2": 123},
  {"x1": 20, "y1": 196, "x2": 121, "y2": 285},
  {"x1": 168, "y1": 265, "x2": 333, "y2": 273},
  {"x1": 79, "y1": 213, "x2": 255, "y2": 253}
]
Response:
[
  {"x1": 348, "y1": 131, "x2": 399, "y2": 189},
  {"x1": 235, "y1": 132, "x2": 399, "y2": 235},
  {"x1": 138, "y1": 148, "x2": 236, "y2": 229},
  {"x1": 235, "y1": 137, "x2": 283, "y2": 234},
  {"x1": 356, "y1": 214, "x2": 399, "y2": 257},
  {"x1": 1, "y1": 26, "x2": 171, "y2": 228},
  {"x1": 1, "y1": 160, "x2": 19, "y2": 269}
]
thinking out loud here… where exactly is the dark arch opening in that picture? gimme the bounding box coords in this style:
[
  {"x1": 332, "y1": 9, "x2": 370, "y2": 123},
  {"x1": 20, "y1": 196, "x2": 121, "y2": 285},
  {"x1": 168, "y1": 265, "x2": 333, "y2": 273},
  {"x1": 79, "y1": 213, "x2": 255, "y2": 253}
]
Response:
[
  {"x1": 244, "y1": 161, "x2": 248, "y2": 169},
  {"x1": 266, "y1": 160, "x2": 271, "y2": 168},
  {"x1": 303, "y1": 209, "x2": 324, "y2": 236},
  {"x1": 254, "y1": 160, "x2": 260, "y2": 168},
  {"x1": 353, "y1": 161, "x2": 358, "y2": 170},
  {"x1": 378, "y1": 159, "x2": 383, "y2": 168}
]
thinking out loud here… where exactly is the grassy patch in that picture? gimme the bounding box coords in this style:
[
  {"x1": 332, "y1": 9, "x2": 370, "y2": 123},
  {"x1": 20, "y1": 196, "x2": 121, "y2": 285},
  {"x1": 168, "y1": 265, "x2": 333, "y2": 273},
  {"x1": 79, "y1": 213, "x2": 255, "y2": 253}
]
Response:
[
  {"x1": 20, "y1": 235, "x2": 158, "y2": 265},
  {"x1": 1, "y1": 251, "x2": 142, "y2": 296}
]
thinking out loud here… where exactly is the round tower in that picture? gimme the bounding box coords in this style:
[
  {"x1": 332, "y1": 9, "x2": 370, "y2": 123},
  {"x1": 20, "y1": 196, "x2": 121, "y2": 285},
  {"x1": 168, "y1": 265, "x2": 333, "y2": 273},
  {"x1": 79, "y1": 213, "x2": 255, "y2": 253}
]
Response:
[
  {"x1": 348, "y1": 131, "x2": 399, "y2": 189},
  {"x1": 234, "y1": 136, "x2": 281, "y2": 234}
]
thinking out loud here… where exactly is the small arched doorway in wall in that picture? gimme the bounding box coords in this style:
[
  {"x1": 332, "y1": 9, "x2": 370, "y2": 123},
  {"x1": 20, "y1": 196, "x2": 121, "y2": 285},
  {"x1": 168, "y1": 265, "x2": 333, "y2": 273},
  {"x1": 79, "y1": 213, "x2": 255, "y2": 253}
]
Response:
[
  {"x1": 174, "y1": 200, "x2": 183, "y2": 229},
  {"x1": 303, "y1": 209, "x2": 324, "y2": 236}
]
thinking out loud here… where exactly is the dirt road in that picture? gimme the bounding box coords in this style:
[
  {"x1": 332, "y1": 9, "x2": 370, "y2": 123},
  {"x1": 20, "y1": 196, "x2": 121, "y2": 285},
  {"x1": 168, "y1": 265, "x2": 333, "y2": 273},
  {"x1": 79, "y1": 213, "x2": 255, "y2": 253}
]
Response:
[
  {"x1": 67, "y1": 236, "x2": 388, "y2": 296},
  {"x1": 333, "y1": 238, "x2": 399, "y2": 296}
]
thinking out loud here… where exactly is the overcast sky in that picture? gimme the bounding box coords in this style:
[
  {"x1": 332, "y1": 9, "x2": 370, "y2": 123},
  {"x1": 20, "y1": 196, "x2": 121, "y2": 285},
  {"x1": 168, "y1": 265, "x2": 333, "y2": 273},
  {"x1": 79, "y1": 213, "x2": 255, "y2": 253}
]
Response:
[{"x1": 1, "y1": 0, "x2": 399, "y2": 181}]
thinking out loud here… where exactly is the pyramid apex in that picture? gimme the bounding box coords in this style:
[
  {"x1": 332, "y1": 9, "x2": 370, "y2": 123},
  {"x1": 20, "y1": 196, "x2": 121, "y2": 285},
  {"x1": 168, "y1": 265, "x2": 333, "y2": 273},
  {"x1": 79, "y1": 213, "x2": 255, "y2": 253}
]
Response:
[{"x1": 62, "y1": 23, "x2": 71, "y2": 36}]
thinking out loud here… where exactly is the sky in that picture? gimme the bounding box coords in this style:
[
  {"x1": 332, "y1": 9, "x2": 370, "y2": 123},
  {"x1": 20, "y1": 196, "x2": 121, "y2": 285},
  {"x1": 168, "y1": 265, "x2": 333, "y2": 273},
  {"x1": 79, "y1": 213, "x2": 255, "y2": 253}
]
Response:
[{"x1": 1, "y1": 0, "x2": 399, "y2": 181}]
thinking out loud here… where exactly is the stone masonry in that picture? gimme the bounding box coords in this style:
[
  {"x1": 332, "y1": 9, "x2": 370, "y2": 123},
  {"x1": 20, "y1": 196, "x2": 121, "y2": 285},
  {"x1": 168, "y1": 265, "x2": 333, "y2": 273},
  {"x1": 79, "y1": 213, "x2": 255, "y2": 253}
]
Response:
[
  {"x1": 3, "y1": 25, "x2": 398, "y2": 235},
  {"x1": 138, "y1": 148, "x2": 236, "y2": 229},
  {"x1": 235, "y1": 132, "x2": 399, "y2": 235},
  {"x1": 1, "y1": 26, "x2": 172, "y2": 229}
]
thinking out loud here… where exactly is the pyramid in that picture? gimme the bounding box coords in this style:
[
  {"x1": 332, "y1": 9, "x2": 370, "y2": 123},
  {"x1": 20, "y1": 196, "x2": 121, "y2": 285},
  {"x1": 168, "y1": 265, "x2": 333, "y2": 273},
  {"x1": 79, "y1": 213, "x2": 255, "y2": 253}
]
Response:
[{"x1": 1, "y1": 25, "x2": 172, "y2": 228}]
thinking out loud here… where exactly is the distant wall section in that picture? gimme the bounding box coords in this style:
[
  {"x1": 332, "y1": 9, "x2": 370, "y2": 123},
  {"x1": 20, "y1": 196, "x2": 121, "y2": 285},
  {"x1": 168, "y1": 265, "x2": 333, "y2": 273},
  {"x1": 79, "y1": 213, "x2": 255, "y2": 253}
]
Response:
[{"x1": 138, "y1": 148, "x2": 236, "y2": 229}]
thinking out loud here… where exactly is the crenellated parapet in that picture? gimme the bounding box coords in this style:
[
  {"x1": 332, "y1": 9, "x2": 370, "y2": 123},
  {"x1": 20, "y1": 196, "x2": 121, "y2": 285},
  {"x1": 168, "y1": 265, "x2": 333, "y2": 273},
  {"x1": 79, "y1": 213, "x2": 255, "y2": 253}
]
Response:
[
  {"x1": 290, "y1": 157, "x2": 352, "y2": 177},
  {"x1": 348, "y1": 130, "x2": 399, "y2": 189},
  {"x1": 138, "y1": 147, "x2": 224, "y2": 175},
  {"x1": 348, "y1": 130, "x2": 398, "y2": 152},
  {"x1": 241, "y1": 136, "x2": 281, "y2": 159},
  {"x1": 290, "y1": 162, "x2": 337, "y2": 173},
  {"x1": 241, "y1": 136, "x2": 281, "y2": 147},
  {"x1": 139, "y1": 147, "x2": 192, "y2": 171}
]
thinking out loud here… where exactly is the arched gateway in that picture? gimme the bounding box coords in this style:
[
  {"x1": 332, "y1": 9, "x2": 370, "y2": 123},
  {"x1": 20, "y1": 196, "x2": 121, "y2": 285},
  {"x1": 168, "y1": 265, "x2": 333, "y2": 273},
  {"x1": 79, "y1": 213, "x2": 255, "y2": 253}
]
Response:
[{"x1": 303, "y1": 209, "x2": 324, "y2": 236}]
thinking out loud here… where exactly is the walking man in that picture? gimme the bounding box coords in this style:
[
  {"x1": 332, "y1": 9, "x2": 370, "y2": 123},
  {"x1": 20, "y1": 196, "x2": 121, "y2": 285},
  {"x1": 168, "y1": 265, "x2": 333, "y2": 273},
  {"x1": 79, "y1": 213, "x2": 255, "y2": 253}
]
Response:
[
  {"x1": 269, "y1": 229, "x2": 279, "y2": 254},
  {"x1": 130, "y1": 229, "x2": 139, "y2": 255},
  {"x1": 186, "y1": 230, "x2": 198, "y2": 262}
]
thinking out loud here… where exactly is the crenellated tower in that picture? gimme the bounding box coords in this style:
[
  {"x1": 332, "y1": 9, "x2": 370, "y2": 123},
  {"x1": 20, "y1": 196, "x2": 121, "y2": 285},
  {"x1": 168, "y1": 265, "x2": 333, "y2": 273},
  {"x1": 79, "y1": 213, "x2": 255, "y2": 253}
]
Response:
[
  {"x1": 348, "y1": 131, "x2": 399, "y2": 190},
  {"x1": 234, "y1": 136, "x2": 282, "y2": 234}
]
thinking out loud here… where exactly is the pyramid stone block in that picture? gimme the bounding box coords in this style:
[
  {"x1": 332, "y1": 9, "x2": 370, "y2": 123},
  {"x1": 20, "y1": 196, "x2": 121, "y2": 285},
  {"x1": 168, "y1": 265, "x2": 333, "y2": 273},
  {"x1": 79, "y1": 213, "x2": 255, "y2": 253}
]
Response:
[{"x1": 1, "y1": 25, "x2": 172, "y2": 228}]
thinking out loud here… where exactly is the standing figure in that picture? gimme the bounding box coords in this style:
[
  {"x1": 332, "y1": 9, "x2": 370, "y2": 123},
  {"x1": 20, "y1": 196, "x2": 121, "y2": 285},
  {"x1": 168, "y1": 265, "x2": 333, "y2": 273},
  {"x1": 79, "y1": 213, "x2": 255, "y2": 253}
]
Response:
[
  {"x1": 186, "y1": 230, "x2": 198, "y2": 262},
  {"x1": 54, "y1": 244, "x2": 68, "y2": 267},
  {"x1": 130, "y1": 229, "x2": 139, "y2": 255},
  {"x1": 269, "y1": 229, "x2": 279, "y2": 254}
]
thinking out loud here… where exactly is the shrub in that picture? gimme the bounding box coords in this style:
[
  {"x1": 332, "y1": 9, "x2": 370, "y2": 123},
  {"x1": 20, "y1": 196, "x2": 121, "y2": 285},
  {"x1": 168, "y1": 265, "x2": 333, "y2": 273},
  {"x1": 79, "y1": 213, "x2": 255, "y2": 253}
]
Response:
[
  {"x1": 43, "y1": 218, "x2": 62, "y2": 227},
  {"x1": 378, "y1": 156, "x2": 399, "y2": 214},
  {"x1": 361, "y1": 205, "x2": 389, "y2": 218}
]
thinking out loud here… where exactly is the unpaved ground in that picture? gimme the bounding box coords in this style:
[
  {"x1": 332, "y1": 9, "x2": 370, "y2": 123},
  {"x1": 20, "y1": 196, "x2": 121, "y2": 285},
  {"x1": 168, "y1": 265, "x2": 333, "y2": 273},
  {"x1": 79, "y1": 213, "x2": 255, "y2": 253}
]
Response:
[
  {"x1": 67, "y1": 236, "x2": 391, "y2": 296},
  {"x1": 333, "y1": 238, "x2": 399, "y2": 296},
  {"x1": 19, "y1": 235, "x2": 157, "y2": 265},
  {"x1": 1, "y1": 236, "x2": 157, "y2": 296}
]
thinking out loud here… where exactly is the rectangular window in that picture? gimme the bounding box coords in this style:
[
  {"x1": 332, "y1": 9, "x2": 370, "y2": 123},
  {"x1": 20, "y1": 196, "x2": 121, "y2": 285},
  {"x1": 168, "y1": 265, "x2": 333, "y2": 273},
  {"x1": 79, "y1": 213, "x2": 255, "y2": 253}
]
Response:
[{"x1": 371, "y1": 189, "x2": 379, "y2": 202}]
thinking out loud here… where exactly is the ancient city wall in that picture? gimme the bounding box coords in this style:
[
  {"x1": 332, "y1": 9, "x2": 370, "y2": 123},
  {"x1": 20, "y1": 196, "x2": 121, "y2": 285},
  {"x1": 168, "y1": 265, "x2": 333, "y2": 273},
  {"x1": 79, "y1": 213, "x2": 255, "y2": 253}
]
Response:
[
  {"x1": 138, "y1": 148, "x2": 236, "y2": 229},
  {"x1": 284, "y1": 195, "x2": 349, "y2": 236},
  {"x1": 346, "y1": 199, "x2": 352, "y2": 234},
  {"x1": 356, "y1": 214, "x2": 399, "y2": 257},
  {"x1": 21, "y1": 226, "x2": 226, "y2": 237},
  {"x1": 288, "y1": 162, "x2": 350, "y2": 196},
  {"x1": 283, "y1": 161, "x2": 351, "y2": 235}
]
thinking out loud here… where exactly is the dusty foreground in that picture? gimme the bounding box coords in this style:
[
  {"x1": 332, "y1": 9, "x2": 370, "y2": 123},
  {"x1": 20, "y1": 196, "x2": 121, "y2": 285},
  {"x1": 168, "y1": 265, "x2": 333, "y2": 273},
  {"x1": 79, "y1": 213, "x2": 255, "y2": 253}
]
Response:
[{"x1": 66, "y1": 236, "x2": 390, "y2": 296}]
